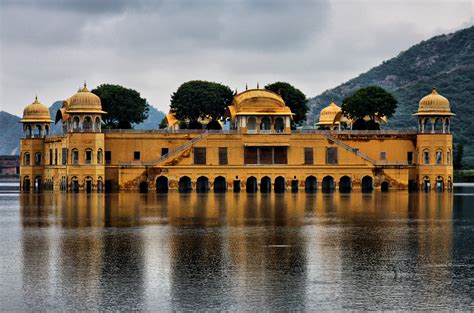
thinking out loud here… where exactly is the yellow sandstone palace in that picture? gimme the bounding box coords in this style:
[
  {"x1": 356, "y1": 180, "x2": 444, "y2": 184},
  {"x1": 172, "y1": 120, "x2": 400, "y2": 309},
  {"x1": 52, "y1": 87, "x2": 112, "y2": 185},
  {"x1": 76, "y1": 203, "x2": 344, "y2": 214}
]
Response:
[{"x1": 19, "y1": 84, "x2": 454, "y2": 193}]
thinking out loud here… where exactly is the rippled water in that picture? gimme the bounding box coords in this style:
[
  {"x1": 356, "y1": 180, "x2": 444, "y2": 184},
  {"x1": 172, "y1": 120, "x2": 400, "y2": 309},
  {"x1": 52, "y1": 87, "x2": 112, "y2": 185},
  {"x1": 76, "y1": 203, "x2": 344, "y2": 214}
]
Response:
[{"x1": 1, "y1": 188, "x2": 473, "y2": 311}]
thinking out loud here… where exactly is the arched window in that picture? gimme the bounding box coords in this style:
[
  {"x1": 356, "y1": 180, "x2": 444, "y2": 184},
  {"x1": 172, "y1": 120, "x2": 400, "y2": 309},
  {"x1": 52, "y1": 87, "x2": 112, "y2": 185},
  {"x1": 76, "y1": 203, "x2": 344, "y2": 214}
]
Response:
[
  {"x1": 434, "y1": 118, "x2": 443, "y2": 132},
  {"x1": 83, "y1": 116, "x2": 93, "y2": 131},
  {"x1": 423, "y1": 149, "x2": 430, "y2": 164},
  {"x1": 24, "y1": 152, "x2": 30, "y2": 166},
  {"x1": 34, "y1": 124, "x2": 42, "y2": 137},
  {"x1": 97, "y1": 149, "x2": 103, "y2": 165},
  {"x1": 447, "y1": 150, "x2": 451, "y2": 165},
  {"x1": 73, "y1": 116, "x2": 80, "y2": 130},
  {"x1": 436, "y1": 149, "x2": 443, "y2": 164},
  {"x1": 274, "y1": 117, "x2": 284, "y2": 133},
  {"x1": 35, "y1": 152, "x2": 42, "y2": 165},
  {"x1": 247, "y1": 117, "x2": 257, "y2": 132},
  {"x1": 260, "y1": 117, "x2": 271, "y2": 131},
  {"x1": 25, "y1": 125, "x2": 32, "y2": 137},
  {"x1": 72, "y1": 149, "x2": 79, "y2": 164},
  {"x1": 44, "y1": 125, "x2": 49, "y2": 135},
  {"x1": 85, "y1": 149, "x2": 93, "y2": 164},
  {"x1": 95, "y1": 117, "x2": 101, "y2": 132}
]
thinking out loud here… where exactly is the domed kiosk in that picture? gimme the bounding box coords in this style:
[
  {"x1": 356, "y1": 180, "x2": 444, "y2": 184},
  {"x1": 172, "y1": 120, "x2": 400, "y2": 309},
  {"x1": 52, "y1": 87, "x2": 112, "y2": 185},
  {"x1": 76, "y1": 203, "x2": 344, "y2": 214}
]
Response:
[
  {"x1": 317, "y1": 101, "x2": 342, "y2": 130},
  {"x1": 414, "y1": 88, "x2": 455, "y2": 133},
  {"x1": 20, "y1": 97, "x2": 52, "y2": 138}
]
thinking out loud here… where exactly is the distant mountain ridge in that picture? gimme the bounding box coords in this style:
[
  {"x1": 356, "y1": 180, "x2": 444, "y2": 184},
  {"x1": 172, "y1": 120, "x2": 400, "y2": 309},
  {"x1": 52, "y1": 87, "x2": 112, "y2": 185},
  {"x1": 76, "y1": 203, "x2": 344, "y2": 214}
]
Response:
[
  {"x1": 0, "y1": 103, "x2": 165, "y2": 155},
  {"x1": 308, "y1": 25, "x2": 474, "y2": 165}
]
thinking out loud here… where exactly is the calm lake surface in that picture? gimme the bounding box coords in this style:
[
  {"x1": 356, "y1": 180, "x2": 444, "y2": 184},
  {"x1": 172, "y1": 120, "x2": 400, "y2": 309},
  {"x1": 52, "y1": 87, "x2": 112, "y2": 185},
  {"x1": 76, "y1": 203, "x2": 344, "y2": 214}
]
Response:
[{"x1": 1, "y1": 188, "x2": 473, "y2": 311}]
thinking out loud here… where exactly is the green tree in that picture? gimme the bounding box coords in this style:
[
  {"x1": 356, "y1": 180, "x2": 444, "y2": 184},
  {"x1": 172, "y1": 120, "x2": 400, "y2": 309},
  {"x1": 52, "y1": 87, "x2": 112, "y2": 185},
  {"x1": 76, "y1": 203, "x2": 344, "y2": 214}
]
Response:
[
  {"x1": 341, "y1": 86, "x2": 397, "y2": 130},
  {"x1": 92, "y1": 84, "x2": 149, "y2": 129},
  {"x1": 265, "y1": 82, "x2": 309, "y2": 126},
  {"x1": 170, "y1": 80, "x2": 233, "y2": 129},
  {"x1": 454, "y1": 143, "x2": 464, "y2": 171},
  {"x1": 158, "y1": 117, "x2": 167, "y2": 129}
]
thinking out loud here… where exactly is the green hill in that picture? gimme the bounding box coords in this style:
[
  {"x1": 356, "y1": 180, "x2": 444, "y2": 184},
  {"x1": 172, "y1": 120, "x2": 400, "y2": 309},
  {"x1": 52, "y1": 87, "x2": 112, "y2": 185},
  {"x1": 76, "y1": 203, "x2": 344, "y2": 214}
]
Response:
[{"x1": 308, "y1": 25, "x2": 474, "y2": 166}]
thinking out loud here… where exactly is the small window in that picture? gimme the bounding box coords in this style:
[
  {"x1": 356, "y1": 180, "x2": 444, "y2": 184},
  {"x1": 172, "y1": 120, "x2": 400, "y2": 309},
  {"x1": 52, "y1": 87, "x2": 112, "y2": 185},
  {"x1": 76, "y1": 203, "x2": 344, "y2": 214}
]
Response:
[
  {"x1": 407, "y1": 152, "x2": 413, "y2": 165},
  {"x1": 380, "y1": 152, "x2": 387, "y2": 160},
  {"x1": 55, "y1": 148, "x2": 58, "y2": 165},
  {"x1": 35, "y1": 152, "x2": 42, "y2": 165},
  {"x1": 97, "y1": 149, "x2": 103, "y2": 164},
  {"x1": 326, "y1": 147, "x2": 338, "y2": 165},
  {"x1": 49, "y1": 149, "x2": 53, "y2": 165},
  {"x1": 447, "y1": 151, "x2": 451, "y2": 165},
  {"x1": 244, "y1": 147, "x2": 258, "y2": 164},
  {"x1": 134, "y1": 151, "x2": 140, "y2": 160},
  {"x1": 436, "y1": 151, "x2": 442, "y2": 164},
  {"x1": 304, "y1": 148, "x2": 313, "y2": 165},
  {"x1": 24, "y1": 153, "x2": 30, "y2": 166},
  {"x1": 72, "y1": 149, "x2": 79, "y2": 164},
  {"x1": 423, "y1": 151, "x2": 430, "y2": 164},
  {"x1": 85, "y1": 150, "x2": 92, "y2": 164},
  {"x1": 274, "y1": 147, "x2": 288, "y2": 164},
  {"x1": 105, "y1": 151, "x2": 112, "y2": 164},
  {"x1": 260, "y1": 147, "x2": 272, "y2": 164},
  {"x1": 194, "y1": 147, "x2": 206, "y2": 165},
  {"x1": 219, "y1": 147, "x2": 228, "y2": 165},
  {"x1": 62, "y1": 148, "x2": 68, "y2": 165},
  {"x1": 161, "y1": 148, "x2": 169, "y2": 156}
]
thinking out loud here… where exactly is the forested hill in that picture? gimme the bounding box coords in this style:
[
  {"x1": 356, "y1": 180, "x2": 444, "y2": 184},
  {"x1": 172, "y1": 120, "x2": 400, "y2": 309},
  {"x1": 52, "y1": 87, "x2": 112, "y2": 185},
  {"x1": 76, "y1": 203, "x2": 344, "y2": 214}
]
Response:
[{"x1": 308, "y1": 25, "x2": 474, "y2": 166}]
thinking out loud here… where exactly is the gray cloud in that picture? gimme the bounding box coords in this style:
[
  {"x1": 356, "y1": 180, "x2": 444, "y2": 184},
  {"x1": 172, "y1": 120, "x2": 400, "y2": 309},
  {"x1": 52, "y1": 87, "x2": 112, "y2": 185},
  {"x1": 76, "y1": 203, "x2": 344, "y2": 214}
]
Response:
[{"x1": 0, "y1": 0, "x2": 472, "y2": 115}]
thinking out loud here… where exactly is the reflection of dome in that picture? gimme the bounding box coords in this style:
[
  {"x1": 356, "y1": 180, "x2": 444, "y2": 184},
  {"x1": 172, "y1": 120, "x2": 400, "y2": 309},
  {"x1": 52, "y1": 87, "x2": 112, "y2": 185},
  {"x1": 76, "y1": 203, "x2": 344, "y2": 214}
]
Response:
[
  {"x1": 65, "y1": 83, "x2": 105, "y2": 113},
  {"x1": 317, "y1": 101, "x2": 341, "y2": 125},
  {"x1": 21, "y1": 97, "x2": 52, "y2": 123},
  {"x1": 415, "y1": 89, "x2": 454, "y2": 116}
]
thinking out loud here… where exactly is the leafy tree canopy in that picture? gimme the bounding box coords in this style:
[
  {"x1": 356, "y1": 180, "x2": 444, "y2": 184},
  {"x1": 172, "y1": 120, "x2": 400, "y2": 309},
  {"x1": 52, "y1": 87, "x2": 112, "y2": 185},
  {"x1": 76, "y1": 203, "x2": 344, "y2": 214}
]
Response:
[
  {"x1": 341, "y1": 86, "x2": 397, "y2": 124},
  {"x1": 92, "y1": 84, "x2": 149, "y2": 129},
  {"x1": 170, "y1": 80, "x2": 233, "y2": 128},
  {"x1": 265, "y1": 82, "x2": 309, "y2": 126}
]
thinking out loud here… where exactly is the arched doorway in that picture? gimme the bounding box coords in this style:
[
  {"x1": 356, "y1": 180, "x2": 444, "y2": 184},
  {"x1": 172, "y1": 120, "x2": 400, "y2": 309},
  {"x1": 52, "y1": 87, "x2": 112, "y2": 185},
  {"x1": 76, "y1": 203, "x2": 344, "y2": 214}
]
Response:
[
  {"x1": 34, "y1": 176, "x2": 42, "y2": 192},
  {"x1": 436, "y1": 176, "x2": 444, "y2": 192},
  {"x1": 179, "y1": 176, "x2": 192, "y2": 193},
  {"x1": 381, "y1": 181, "x2": 389, "y2": 192},
  {"x1": 23, "y1": 176, "x2": 31, "y2": 192},
  {"x1": 156, "y1": 176, "x2": 169, "y2": 193},
  {"x1": 423, "y1": 177, "x2": 430, "y2": 192},
  {"x1": 260, "y1": 176, "x2": 272, "y2": 193},
  {"x1": 85, "y1": 177, "x2": 93, "y2": 193},
  {"x1": 196, "y1": 176, "x2": 210, "y2": 193},
  {"x1": 97, "y1": 177, "x2": 103, "y2": 192},
  {"x1": 305, "y1": 176, "x2": 317, "y2": 193},
  {"x1": 260, "y1": 117, "x2": 271, "y2": 132},
  {"x1": 274, "y1": 176, "x2": 286, "y2": 193},
  {"x1": 274, "y1": 117, "x2": 284, "y2": 133},
  {"x1": 213, "y1": 176, "x2": 227, "y2": 193},
  {"x1": 322, "y1": 176, "x2": 335, "y2": 193},
  {"x1": 447, "y1": 177, "x2": 452, "y2": 191},
  {"x1": 71, "y1": 177, "x2": 79, "y2": 193},
  {"x1": 361, "y1": 176, "x2": 373, "y2": 193},
  {"x1": 246, "y1": 176, "x2": 258, "y2": 193},
  {"x1": 139, "y1": 181, "x2": 148, "y2": 193},
  {"x1": 339, "y1": 176, "x2": 351, "y2": 193}
]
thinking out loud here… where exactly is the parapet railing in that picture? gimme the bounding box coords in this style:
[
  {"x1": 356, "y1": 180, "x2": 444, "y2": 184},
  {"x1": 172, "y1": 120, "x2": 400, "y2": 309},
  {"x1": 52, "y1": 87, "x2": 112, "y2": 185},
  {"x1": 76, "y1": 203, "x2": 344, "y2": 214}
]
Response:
[{"x1": 292, "y1": 129, "x2": 418, "y2": 135}]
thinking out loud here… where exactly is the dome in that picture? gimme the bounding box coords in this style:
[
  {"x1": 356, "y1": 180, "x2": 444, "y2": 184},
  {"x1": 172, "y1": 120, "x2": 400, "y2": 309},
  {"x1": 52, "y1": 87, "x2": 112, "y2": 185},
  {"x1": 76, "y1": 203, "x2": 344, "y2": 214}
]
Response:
[
  {"x1": 225, "y1": 89, "x2": 293, "y2": 119},
  {"x1": 65, "y1": 83, "x2": 105, "y2": 114},
  {"x1": 317, "y1": 101, "x2": 341, "y2": 125},
  {"x1": 415, "y1": 89, "x2": 454, "y2": 116},
  {"x1": 20, "y1": 97, "x2": 52, "y2": 123}
]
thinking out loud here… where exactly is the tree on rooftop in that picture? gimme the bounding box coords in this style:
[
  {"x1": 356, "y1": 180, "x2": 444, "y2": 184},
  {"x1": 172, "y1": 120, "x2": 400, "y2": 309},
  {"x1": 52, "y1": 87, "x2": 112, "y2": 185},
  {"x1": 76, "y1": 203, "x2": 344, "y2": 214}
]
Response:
[
  {"x1": 341, "y1": 86, "x2": 397, "y2": 130},
  {"x1": 170, "y1": 80, "x2": 233, "y2": 129},
  {"x1": 265, "y1": 82, "x2": 309, "y2": 127},
  {"x1": 92, "y1": 84, "x2": 149, "y2": 129}
]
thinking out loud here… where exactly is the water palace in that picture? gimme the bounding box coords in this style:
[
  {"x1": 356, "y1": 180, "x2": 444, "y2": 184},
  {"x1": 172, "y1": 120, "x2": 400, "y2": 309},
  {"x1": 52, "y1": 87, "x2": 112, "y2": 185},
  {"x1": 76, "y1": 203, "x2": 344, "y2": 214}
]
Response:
[{"x1": 19, "y1": 85, "x2": 454, "y2": 193}]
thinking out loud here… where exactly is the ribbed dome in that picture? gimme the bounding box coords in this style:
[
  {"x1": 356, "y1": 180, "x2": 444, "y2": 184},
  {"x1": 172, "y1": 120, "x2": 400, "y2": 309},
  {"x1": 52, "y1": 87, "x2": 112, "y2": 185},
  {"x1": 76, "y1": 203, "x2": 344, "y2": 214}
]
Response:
[
  {"x1": 318, "y1": 101, "x2": 341, "y2": 125},
  {"x1": 21, "y1": 97, "x2": 52, "y2": 123},
  {"x1": 415, "y1": 89, "x2": 453, "y2": 116},
  {"x1": 65, "y1": 84, "x2": 105, "y2": 113}
]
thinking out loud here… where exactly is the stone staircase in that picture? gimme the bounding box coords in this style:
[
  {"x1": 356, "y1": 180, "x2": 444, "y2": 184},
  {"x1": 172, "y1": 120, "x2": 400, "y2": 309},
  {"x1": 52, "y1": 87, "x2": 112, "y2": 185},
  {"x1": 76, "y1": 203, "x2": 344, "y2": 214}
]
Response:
[{"x1": 321, "y1": 132, "x2": 378, "y2": 165}]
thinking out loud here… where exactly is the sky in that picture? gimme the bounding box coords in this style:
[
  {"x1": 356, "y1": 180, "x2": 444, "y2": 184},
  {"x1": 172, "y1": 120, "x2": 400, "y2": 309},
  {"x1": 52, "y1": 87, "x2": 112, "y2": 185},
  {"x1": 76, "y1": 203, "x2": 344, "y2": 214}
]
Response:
[{"x1": 0, "y1": 0, "x2": 473, "y2": 116}]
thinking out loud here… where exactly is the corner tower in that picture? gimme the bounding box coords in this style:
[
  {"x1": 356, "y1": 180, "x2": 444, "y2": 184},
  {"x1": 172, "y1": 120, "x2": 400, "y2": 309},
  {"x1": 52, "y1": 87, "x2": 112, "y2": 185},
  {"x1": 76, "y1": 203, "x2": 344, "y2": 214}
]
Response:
[{"x1": 414, "y1": 89, "x2": 455, "y2": 191}]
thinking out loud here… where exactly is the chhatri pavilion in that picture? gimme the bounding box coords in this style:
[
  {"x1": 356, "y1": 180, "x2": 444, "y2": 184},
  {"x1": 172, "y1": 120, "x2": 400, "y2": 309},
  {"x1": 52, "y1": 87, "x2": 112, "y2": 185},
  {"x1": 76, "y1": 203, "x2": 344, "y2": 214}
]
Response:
[{"x1": 19, "y1": 85, "x2": 454, "y2": 193}]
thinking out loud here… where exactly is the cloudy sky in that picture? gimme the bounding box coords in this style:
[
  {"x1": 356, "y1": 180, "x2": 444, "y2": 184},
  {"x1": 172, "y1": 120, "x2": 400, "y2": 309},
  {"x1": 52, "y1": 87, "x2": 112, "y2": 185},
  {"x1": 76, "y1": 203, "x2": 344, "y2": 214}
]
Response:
[{"x1": 0, "y1": 0, "x2": 472, "y2": 116}]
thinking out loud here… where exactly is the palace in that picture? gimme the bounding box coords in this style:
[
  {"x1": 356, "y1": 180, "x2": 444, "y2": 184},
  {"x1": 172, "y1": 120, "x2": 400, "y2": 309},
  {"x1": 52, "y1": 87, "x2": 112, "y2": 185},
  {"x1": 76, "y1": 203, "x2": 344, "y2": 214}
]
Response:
[{"x1": 19, "y1": 85, "x2": 454, "y2": 193}]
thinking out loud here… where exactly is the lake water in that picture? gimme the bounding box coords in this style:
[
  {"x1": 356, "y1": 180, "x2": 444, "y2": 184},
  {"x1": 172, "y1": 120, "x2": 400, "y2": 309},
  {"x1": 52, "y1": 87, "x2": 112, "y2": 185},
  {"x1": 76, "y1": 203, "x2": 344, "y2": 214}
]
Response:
[{"x1": 1, "y1": 188, "x2": 473, "y2": 311}]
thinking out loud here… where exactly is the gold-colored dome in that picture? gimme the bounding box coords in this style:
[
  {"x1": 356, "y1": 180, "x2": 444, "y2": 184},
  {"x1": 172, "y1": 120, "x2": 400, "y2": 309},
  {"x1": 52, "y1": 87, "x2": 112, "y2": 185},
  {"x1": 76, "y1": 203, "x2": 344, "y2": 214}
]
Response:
[
  {"x1": 415, "y1": 89, "x2": 454, "y2": 116},
  {"x1": 317, "y1": 101, "x2": 341, "y2": 125},
  {"x1": 65, "y1": 83, "x2": 105, "y2": 114},
  {"x1": 20, "y1": 97, "x2": 52, "y2": 123},
  {"x1": 225, "y1": 89, "x2": 293, "y2": 119}
]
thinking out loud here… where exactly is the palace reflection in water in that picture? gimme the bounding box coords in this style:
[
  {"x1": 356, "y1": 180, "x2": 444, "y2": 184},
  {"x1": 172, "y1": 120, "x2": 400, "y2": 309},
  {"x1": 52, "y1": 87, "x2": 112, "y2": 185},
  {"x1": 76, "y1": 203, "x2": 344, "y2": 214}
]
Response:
[{"x1": 1, "y1": 189, "x2": 473, "y2": 310}]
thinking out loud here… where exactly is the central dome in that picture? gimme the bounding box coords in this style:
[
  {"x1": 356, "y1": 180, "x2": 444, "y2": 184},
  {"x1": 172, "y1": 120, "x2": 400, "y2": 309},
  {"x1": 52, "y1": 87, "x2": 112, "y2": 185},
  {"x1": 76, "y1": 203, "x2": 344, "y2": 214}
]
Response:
[
  {"x1": 65, "y1": 84, "x2": 105, "y2": 113},
  {"x1": 415, "y1": 89, "x2": 454, "y2": 116},
  {"x1": 21, "y1": 97, "x2": 52, "y2": 123}
]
